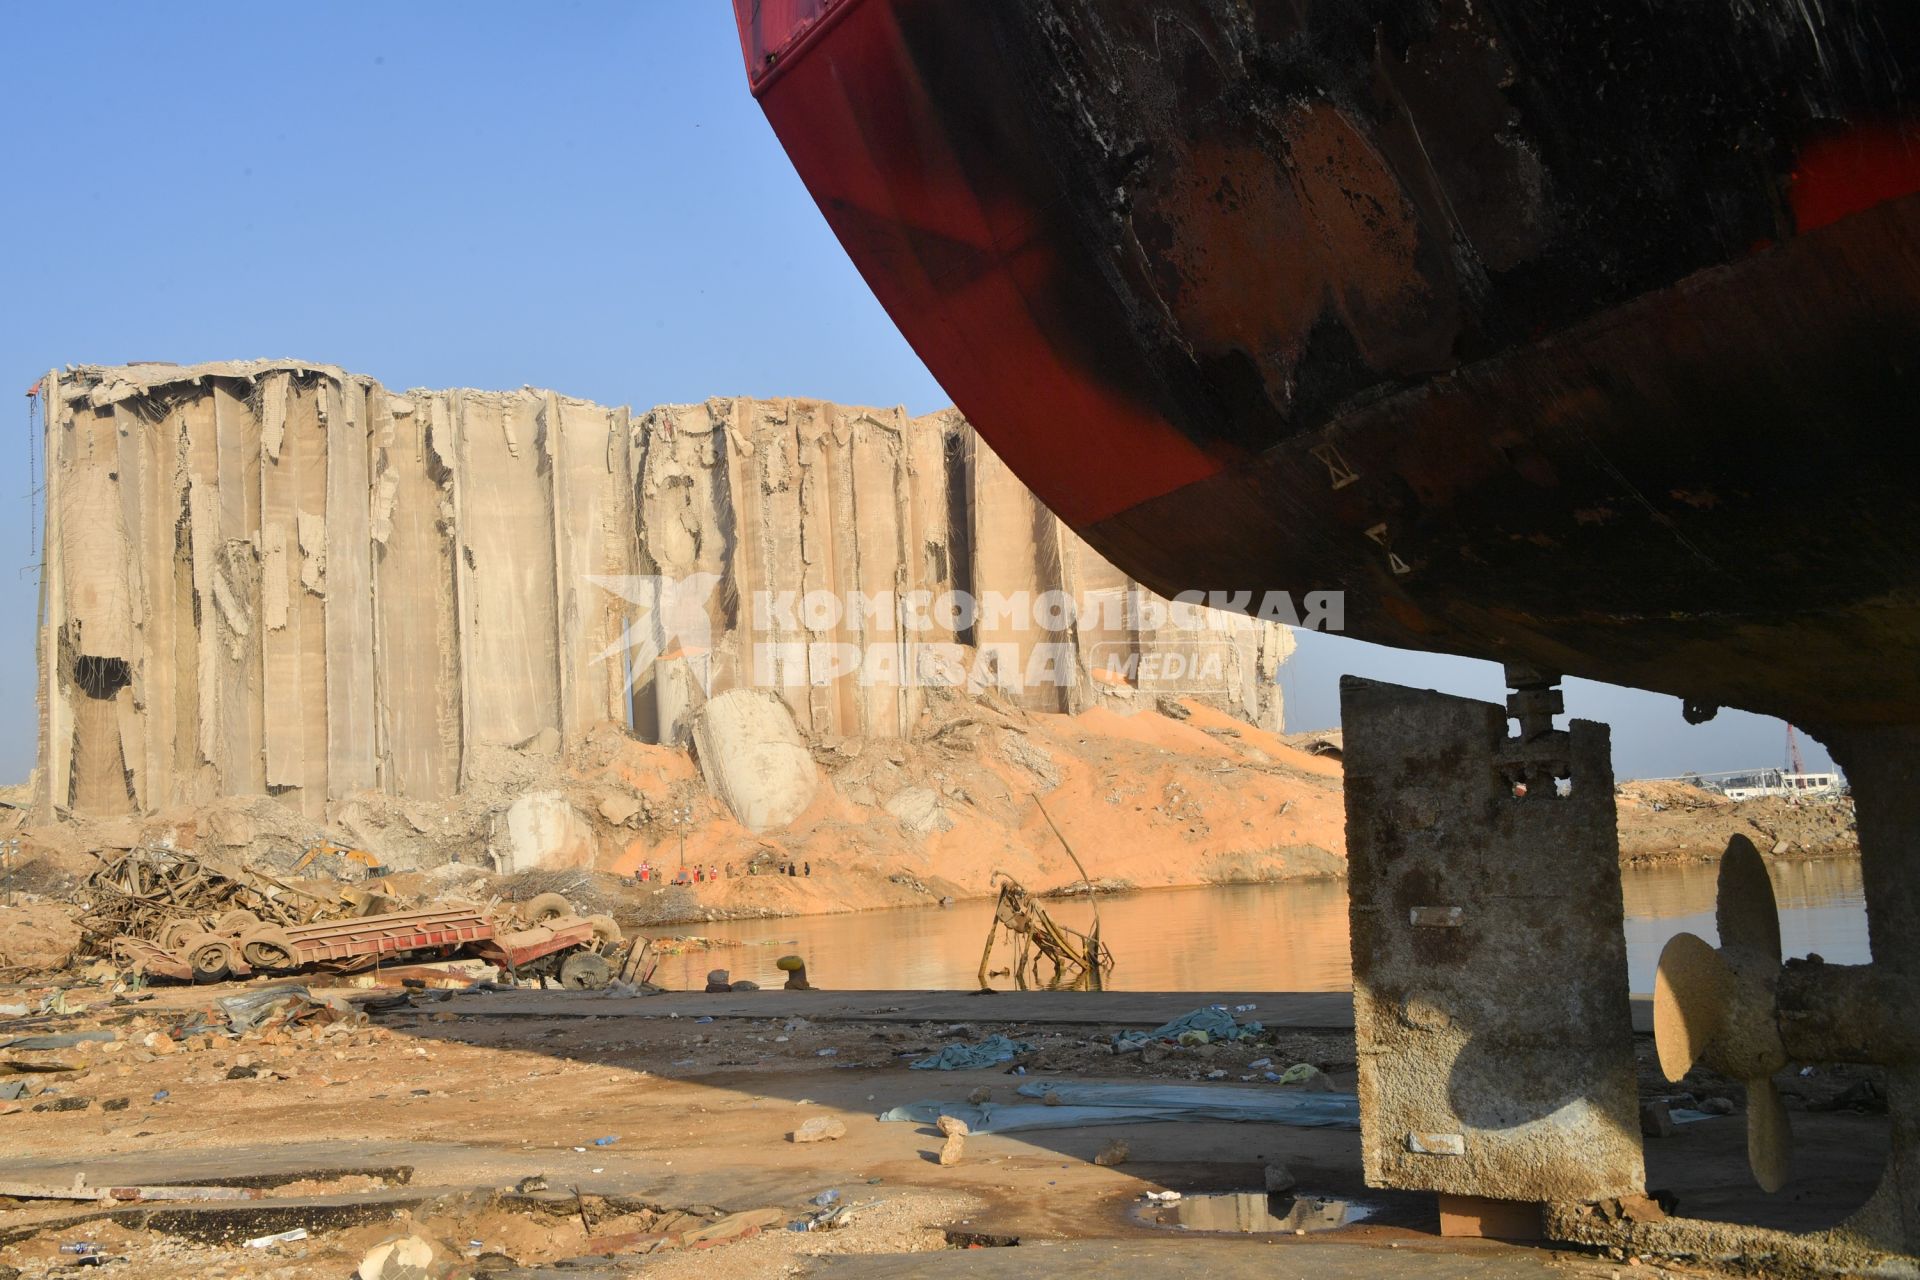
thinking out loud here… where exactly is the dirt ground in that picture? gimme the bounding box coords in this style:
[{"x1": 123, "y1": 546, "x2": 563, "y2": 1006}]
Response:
[
  {"x1": 1613, "y1": 781, "x2": 1857, "y2": 864},
  {"x1": 0, "y1": 972, "x2": 1891, "y2": 1280}
]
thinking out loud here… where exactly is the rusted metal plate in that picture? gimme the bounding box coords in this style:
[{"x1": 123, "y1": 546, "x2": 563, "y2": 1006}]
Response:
[{"x1": 1341, "y1": 676, "x2": 1643, "y2": 1203}]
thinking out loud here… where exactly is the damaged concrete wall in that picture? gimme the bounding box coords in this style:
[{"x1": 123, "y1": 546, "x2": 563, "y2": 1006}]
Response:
[
  {"x1": 631, "y1": 396, "x2": 1294, "y2": 743},
  {"x1": 36, "y1": 361, "x2": 1293, "y2": 820},
  {"x1": 38, "y1": 361, "x2": 635, "y2": 821}
]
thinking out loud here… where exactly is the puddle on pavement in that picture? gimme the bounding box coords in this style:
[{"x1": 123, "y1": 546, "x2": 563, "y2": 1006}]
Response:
[{"x1": 1141, "y1": 1190, "x2": 1371, "y2": 1234}]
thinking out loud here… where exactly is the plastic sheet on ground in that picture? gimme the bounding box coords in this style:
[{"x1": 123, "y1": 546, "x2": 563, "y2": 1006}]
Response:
[
  {"x1": 1112, "y1": 1006, "x2": 1262, "y2": 1046},
  {"x1": 878, "y1": 1080, "x2": 1358, "y2": 1134},
  {"x1": 0, "y1": 1030, "x2": 117, "y2": 1051},
  {"x1": 909, "y1": 1034, "x2": 1033, "y2": 1071}
]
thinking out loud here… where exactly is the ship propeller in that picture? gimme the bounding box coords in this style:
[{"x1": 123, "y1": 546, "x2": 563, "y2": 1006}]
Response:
[{"x1": 1652, "y1": 835, "x2": 1792, "y2": 1192}]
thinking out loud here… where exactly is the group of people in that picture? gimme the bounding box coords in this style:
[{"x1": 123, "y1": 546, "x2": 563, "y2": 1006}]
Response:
[
  {"x1": 632, "y1": 862, "x2": 727, "y2": 885},
  {"x1": 758, "y1": 860, "x2": 810, "y2": 877},
  {"x1": 630, "y1": 859, "x2": 814, "y2": 884}
]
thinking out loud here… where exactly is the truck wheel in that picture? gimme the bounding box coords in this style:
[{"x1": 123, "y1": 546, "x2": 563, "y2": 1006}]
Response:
[
  {"x1": 584, "y1": 914, "x2": 622, "y2": 946},
  {"x1": 559, "y1": 951, "x2": 612, "y2": 991},
  {"x1": 241, "y1": 928, "x2": 298, "y2": 971},
  {"x1": 217, "y1": 910, "x2": 261, "y2": 937},
  {"x1": 159, "y1": 918, "x2": 203, "y2": 951},
  {"x1": 521, "y1": 892, "x2": 573, "y2": 925},
  {"x1": 182, "y1": 934, "x2": 236, "y2": 984}
]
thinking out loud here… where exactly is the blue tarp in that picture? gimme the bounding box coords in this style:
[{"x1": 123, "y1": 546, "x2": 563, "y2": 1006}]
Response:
[
  {"x1": 1112, "y1": 1006, "x2": 1262, "y2": 1046},
  {"x1": 878, "y1": 1081, "x2": 1358, "y2": 1134},
  {"x1": 909, "y1": 1034, "x2": 1034, "y2": 1071}
]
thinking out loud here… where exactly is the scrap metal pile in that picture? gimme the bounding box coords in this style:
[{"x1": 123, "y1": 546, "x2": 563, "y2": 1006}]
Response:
[
  {"x1": 78, "y1": 848, "x2": 629, "y2": 988},
  {"x1": 80, "y1": 847, "x2": 346, "y2": 962}
]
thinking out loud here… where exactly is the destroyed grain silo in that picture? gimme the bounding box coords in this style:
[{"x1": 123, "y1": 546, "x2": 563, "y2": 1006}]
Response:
[{"x1": 34, "y1": 360, "x2": 1293, "y2": 831}]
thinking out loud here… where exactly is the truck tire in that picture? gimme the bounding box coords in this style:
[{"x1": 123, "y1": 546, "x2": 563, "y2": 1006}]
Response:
[
  {"x1": 240, "y1": 928, "x2": 298, "y2": 971},
  {"x1": 584, "y1": 914, "x2": 622, "y2": 946},
  {"x1": 159, "y1": 918, "x2": 203, "y2": 952},
  {"x1": 182, "y1": 934, "x2": 236, "y2": 984},
  {"x1": 521, "y1": 892, "x2": 573, "y2": 925},
  {"x1": 559, "y1": 951, "x2": 612, "y2": 991},
  {"x1": 217, "y1": 910, "x2": 261, "y2": 937}
]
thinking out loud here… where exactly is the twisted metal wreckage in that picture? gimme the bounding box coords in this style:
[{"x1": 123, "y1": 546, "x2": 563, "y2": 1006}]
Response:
[{"x1": 81, "y1": 848, "x2": 630, "y2": 988}]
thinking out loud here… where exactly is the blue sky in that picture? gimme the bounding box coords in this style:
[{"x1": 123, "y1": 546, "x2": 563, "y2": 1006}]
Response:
[{"x1": 0, "y1": 2, "x2": 1831, "y2": 784}]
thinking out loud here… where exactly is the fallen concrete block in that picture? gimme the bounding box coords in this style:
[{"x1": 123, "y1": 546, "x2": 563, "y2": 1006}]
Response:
[
  {"x1": 792, "y1": 1116, "x2": 847, "y2": 1144},
  {"x1": 690, "y1": 689, "x2": 819, "y2": 833}
]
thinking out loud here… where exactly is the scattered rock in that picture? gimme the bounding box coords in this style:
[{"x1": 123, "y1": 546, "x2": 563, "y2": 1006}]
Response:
[
  {"x1": 885, "y1": 787, "x2": 956, "y2": 834},
  {"x1": 1700, "y1": 1096, "x2": 1736, "y2": 1116},
  {"x1": 1640, "y1": 1100, "x2": 1675, "y2": 1138},
  {"x1": 706, "y1": 969, "x2": 732, "y2": 993},
  {"x1": 937, "y1": 1113, "x2": 969, "y2": 1165},
  {"x1": 1264, "y1": 1161, "x2": 1297, "y2": 1194},
  {"x1": 1094, "y1": 1139, "x2": 1130, "y2": 1167},
  {"x1": 597, "y1": 792, "x2": 643, "y2": 826},
  {"x1": 792, "y1": 1116, "x2": 847, "y2": 1144},
  {"x1": 358, "y1": 1233, "x2": 435, "y2": 1280},
  {"x1": 966, "y1": 1086, "x2": 992, "y2": 1106},
  {"x1": 0, "y1": 904, "x2": 81, "y2": 971}
]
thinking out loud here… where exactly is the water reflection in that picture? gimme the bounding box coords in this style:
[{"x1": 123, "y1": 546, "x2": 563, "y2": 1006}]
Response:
[
  {"x1": 1621, "y1": 858, "x2": 1868, "y2": 992},
  {"x1": 650, "y1": 860, "x2": 1867, "y2": 995}
]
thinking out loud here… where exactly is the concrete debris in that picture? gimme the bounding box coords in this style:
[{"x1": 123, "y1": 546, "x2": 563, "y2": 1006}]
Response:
[
  {"x1": 937, "y1": 1114, "x2": 969, "y2": 1166},
  {"x1": 1094, "y1": 1138, "x2": 1131, "y2": 1166},
  {"x1": 357, "y1": 1234, "x2": 434, "y2": 1280},
  {"x1": 0, "y1": 904, "x2": 81, "y2": 970},
  {"x1": 884, "y1": 787, "x2": 954, "y2": 834},
  {"x1": 493, "y1": 791, "x2": 597, "y2": 875},
  {"x1": 1264, "y1": 1161, "x2": 1298, "y2": 1193},
  {"x1": 597, "y1": 792, "x2": 643, "y2": 826},
  {"x1": 791, "y1": 1115, "x2": 847, "y2": 1143},
  {"x1": 690, "y1": 690, "x2": 819, "y2": 833}
]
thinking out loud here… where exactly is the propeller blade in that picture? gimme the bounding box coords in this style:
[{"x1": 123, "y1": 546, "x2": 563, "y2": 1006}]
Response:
[
  {"x1": 1716, "y1": 835, "x2": 1782, "y2": 962},
  {"x1": 1653, "y1": 931, "x2": 1734, "y2": 1082},
  {"x1": 1747, "y1": 1075, "x2": 1792, "y2": 1192}
]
